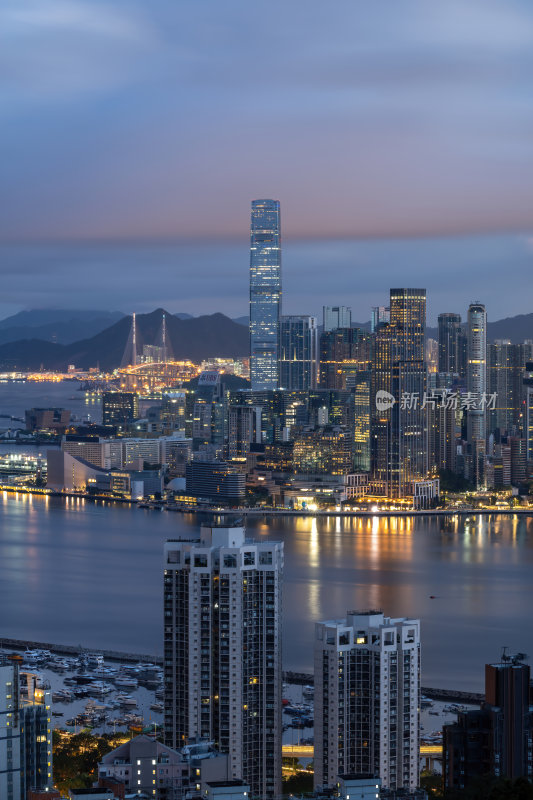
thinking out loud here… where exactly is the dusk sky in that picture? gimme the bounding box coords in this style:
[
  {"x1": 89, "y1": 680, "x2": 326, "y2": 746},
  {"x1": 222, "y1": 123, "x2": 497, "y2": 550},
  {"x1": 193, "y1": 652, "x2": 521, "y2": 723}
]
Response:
[{"x1": 1, "y1": 0, "x2": 532, "y2": 323}]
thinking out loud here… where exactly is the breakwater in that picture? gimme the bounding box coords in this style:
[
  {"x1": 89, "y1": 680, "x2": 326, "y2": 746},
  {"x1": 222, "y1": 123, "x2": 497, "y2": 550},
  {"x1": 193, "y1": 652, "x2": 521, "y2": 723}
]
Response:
[{"x1": 1, "y1": 639, "x2": 484, "y2": 704}]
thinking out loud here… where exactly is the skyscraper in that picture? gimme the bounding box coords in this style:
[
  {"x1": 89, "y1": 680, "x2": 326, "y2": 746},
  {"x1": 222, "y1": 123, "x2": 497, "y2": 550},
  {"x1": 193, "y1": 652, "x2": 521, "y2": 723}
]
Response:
[
  {"x1": 389, "y1": 288, "x2": 426, "y2": 362},
  {"x1": 371, "y1": 290, "x2": 428, "y2": 498},
  {"x1": 314, "y1": 610, "x2": 421, "y2": 792},
  {"x1": 319, "y1": 328, "x2": 371, "y2": 390},
  {"x1": 164, "y1": 522, "x2": 283, "y2": 800},
  {"x1": 437, "y1": 313, "x2": 461, "y2": 374},
  {"x1": 467, "y1": 302, "x2": 487, "y2": 444},
  {"x1": 249, "y1": 199, "x2": 282, "y2": 390},
  {"x1": 323, "y1": 306, "x2": 352, "y2": 332},
  {"x1": 279, "y1": 315, "x2": 318, "y2": 390}
]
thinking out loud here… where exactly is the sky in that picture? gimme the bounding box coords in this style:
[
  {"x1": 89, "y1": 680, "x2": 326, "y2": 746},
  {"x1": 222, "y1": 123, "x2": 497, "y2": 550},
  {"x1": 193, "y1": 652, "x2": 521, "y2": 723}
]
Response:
[{"x1": 1, "y1": 0, "x2": 533, "y2": 322}]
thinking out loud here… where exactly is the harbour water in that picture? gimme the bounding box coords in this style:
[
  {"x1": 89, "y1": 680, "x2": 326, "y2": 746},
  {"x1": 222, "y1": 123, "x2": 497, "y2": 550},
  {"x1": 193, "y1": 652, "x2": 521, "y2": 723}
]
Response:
[
  {"x1": 1, "y1": 492, "x2": 532, "y2": 692},
  {"x1": 1, "y1": 381, "x2": 532, "y2": 692}
]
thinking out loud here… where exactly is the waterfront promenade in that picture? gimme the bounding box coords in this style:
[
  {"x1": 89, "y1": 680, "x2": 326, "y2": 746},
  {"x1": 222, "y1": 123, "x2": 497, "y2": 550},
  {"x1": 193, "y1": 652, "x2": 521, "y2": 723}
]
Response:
[{"x1": 0, "y1": 483, "x2": 531, "y2": 518}]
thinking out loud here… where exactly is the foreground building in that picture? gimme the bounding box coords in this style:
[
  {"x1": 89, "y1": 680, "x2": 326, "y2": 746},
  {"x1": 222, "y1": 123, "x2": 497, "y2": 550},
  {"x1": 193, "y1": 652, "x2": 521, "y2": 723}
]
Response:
[
  {"x1": 443, "y1": 655, "x2": 533, "y2": 791},
  {"x1": 163, "y1": 522, "x2": 283, "y2": 799},
  {"x1": 314, "y1": 610, "x2": 421, "y2": 793},
  {"x1": 0, "y1": 656, "x2": 53, "y2": 800}
]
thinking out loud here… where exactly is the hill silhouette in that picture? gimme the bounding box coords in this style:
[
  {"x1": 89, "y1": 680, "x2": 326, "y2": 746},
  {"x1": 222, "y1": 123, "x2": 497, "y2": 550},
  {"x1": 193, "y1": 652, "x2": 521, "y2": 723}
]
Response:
[{"x1": 0, "y1": 310, "x2": 248, "y2": 370}]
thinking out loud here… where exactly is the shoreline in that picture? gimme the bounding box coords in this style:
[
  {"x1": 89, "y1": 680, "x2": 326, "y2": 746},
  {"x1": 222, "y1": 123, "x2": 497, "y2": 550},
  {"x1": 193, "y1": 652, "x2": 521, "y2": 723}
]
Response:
[{"x1": 1, "y1": 485, "x2": 532, "y2": 517}]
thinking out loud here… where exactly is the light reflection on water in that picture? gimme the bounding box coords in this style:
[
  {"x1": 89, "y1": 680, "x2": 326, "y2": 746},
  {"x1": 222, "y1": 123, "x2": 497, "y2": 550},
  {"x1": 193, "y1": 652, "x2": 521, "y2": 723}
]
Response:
[{"x1": 1, "y1": 494, "x2": 532, "y2": 691}]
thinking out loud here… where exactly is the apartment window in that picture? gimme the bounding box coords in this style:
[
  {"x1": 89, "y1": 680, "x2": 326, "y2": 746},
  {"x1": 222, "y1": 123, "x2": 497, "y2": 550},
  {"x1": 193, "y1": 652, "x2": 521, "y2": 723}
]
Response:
[
  {"x1": 259, "y1": 551, "x2": 273, "y2": 565},
  {"x1": 194, "y1": 554, "x2": 208, "y2": 567},
  {"x1": 243, "y1": 551, "x2": 255, "y2": 566}
]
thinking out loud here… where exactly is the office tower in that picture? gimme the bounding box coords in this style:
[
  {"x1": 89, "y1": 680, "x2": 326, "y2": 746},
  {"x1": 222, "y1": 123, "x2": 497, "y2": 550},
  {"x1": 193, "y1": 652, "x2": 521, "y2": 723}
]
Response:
[
  {"x1": 102, "y1": 391, "x2": 139, "y2": 432},
  {"x1": 487, "y1": 340, "x2": 521, "y2": 436},
  {"x1": 371, "y1": 289, "x2": 428, "y2": 498},
  {"x1": 292, "y1": 424, "x2": 354, "y2": 475},
  {"x1": 279, "y1": 315, "x2": 318, "y2": 390},
  {"x1": 249, "y1": 199, "x2": 282, "y2": 390},
  {"x1": 192, "y1": 372, "x2": 227, "y2": 453},
  {"x1": 319, "y1": 328, "x2": 372, "y2": 390},
  {"x1": 389, "y1": 289, "x2": 425, "y2": 362},
  {"x1": 314, "y1": 611, "x2": 421, "y2": 792},
  {"x1": 370, "y1": 322, "x2": 394, "y2": 494},
  {"x1": 371, "y1": 306, "x2": 390, "y2": 333},
  {"x1": 425, "y1": 338, "x2": 438, "y2": 373},
  {"x1": 164, "y1": 522, "x2": 283, "y2": 800},
  {"x1": 323, "y1": 306, "x2": 352, "y2": 332},
  {"x1": 466, "y1": 302, "x2": 487, "y2": 444},
  {"x1": 0, "y1": 656, "x2": 53, "y2": 800},
  {"x1": 444, "y1": 655, "x2": 533, "y2": 791},
  {"x1": 437, "y1": 313, "x2": 461, "y2": 374},
  {"x1": 353, "y1": 371, "x2": 371, "y2": 472},
  {"x1": 227, "y1": 404, "x2": 262, "y2": 459}
]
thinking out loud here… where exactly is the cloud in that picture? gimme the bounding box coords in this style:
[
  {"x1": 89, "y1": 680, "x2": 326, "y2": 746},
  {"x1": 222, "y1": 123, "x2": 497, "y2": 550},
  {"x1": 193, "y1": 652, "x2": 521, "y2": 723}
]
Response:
[
  {"x1": 0, "y1": 0, "x2": 157, "y2": 101},
  {"x1": 0, "y1": 0, "x2": 532, "y2": 242}
]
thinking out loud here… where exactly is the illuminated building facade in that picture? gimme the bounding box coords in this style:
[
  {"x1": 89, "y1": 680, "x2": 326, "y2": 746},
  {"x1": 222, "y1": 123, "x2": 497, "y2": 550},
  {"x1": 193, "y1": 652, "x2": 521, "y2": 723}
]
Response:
[
  {"x1": 370, "y1": 290, "x2": 429, "y2": 498},
  {"x1": 102, "y1": 391, "x2": 139, "y2": 433},
  {"x1": 319, "y1": 328, "x2": 371, "y2": 390},
  {"x1": 353, "y1": 371, "x2": 371, "y2": 472},
  {"x1": 279, "y1": 315, "x2": 318, "y2": 390},
  {"x1": 466, "y1": 302, "x2": 487, "y2": 445},
  {"x1": 314, "y1": 611, "x2": 420, "y2": 792},
  {"x1": 249, "y1": 199, "x2": 282, "y2": 390},
  {"x1": 164, "y1": 523, "x2": 283, "y2": 799},
  {"x1": 292, "y1": 424, "x2": 354, "y2": 475}
]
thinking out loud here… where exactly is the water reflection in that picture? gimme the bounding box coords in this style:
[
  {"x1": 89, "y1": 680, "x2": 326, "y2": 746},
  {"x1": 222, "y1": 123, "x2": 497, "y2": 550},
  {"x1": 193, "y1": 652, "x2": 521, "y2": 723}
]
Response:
[{"x1": 1, "y1": 496, "x2": 532, "y2": 692}]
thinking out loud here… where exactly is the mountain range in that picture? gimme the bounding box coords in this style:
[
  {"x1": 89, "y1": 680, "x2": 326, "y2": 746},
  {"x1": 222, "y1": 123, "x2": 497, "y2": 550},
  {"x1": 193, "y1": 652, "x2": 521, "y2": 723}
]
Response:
[
  {"x1": 0, "y1": 310, "x2": 248, "y2": 371},
  {"x1": 0, "y1": 308, "x2": 531, "y2": 371}
]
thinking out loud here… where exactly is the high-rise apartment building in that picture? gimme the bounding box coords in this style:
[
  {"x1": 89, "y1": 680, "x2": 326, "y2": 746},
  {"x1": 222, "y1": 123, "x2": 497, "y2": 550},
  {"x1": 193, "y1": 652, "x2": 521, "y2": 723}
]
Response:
[
  {"x1": 164, "y1": 523, "x2": 283, "y2": 800},
  {"x1": 323, "y1": 306, "x2": 352, "y2": 332},
  {"x1": 444, "y1": 655, "x2": 533, "y2": 791},
  {"x1": 437, "y1": 313, "x2": 461, "y2": 374},
  {"x1": 279, "y1": 315, "x2": 318, "y2": 391},
  {"x1": 0, "y1": 656, "x2": 53, "y2": 800},
  {"x1": 466, "y1": 303, "x2": 487, "y2": 445},
  {"x1": 314, "y1": 611, "x2": 420, "y2": 793},
  {"x1": 249, "y1": 199, "x2": 282, "y2": 390}
]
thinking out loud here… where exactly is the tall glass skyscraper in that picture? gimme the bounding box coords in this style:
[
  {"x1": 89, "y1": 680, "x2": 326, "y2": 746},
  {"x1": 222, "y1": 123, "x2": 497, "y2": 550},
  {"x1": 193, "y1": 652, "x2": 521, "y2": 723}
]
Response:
[{"x1": 249, "y1": 199, "x2": 282, "y2": 390}]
